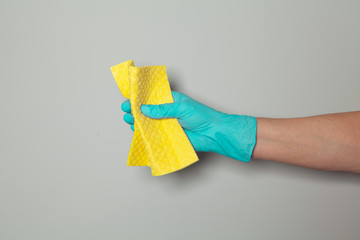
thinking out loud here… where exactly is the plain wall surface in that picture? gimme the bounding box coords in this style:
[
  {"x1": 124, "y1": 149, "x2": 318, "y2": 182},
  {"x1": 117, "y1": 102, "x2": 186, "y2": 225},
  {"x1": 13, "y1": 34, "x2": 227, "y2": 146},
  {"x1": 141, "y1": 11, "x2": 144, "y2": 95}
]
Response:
[{"x1": 1, "y1": 1, "x2": 360, "y2": 239}]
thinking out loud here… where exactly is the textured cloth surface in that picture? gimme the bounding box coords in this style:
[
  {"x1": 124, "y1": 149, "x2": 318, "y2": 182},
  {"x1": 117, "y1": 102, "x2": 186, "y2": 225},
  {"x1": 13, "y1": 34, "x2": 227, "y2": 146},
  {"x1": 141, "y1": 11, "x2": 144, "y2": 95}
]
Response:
[{"x1": 111, "y1": 60, "x2": 198, "y2": 176}]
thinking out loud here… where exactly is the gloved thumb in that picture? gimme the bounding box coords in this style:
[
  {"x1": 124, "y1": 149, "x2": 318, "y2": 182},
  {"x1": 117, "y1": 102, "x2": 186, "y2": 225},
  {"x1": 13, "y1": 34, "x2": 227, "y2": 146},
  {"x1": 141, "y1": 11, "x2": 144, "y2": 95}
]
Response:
[{"x1": 141, "y1": 102, "x2": 181, "y2": 119}]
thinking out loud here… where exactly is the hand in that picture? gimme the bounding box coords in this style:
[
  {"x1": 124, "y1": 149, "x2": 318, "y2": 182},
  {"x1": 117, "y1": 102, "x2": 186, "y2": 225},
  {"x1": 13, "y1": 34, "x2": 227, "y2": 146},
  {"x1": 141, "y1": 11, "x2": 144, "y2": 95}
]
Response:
[{"x1": 121, "y1": 91, "x2": 257, "y2": 162}]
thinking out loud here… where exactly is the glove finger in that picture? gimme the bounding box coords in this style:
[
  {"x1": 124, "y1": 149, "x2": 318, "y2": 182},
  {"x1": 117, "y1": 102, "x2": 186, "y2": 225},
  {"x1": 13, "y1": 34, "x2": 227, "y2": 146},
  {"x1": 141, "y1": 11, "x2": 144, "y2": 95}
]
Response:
[
  {"x1": 171, "y1": 91, "x2": 182, "y2": 102},
  {"x1": 131, "y1": 124, "x2": 134, "y2": 131},
  {"x1": 171, "y1": 91, "x2": 189, "y2": 102},
  {"x1": 141, "y1": 102, "x2": 182, "y2": 119},
  {"x1": 121, "y1": 100, "x2": 131, "y2": 113},
  {"x1": 123, "y1": 113, "x2": 134, "y2": 125}
]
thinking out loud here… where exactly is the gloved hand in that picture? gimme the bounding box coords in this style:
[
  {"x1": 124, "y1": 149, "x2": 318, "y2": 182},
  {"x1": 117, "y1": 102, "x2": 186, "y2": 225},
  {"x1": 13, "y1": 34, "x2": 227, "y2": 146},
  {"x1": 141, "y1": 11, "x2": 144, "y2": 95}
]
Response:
[{"x1": 121, "y1": 91, "x2": 257, "y2": 162}]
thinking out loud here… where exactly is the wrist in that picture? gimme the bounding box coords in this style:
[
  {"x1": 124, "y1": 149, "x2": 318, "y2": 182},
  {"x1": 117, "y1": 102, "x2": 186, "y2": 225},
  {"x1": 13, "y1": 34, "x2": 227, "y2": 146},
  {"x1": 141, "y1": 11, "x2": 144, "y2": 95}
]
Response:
[{"x1": 213, "y1": 114, "x2": 257, "y2": 162}]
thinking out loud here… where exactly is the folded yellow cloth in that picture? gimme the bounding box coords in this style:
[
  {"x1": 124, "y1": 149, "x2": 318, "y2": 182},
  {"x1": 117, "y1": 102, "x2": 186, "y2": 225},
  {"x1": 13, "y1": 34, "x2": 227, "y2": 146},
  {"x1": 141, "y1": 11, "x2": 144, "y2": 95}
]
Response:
[{"x1": 110, "y1": 60, "x2": 198, "y2": 176}]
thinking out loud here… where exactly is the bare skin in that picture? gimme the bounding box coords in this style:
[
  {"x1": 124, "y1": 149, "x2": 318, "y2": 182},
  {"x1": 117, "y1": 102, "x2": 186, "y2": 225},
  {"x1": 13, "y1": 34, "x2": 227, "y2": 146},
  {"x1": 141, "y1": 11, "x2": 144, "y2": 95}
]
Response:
[{"x1": 252, "y1": 111, "x2": 360, "y2": 173}]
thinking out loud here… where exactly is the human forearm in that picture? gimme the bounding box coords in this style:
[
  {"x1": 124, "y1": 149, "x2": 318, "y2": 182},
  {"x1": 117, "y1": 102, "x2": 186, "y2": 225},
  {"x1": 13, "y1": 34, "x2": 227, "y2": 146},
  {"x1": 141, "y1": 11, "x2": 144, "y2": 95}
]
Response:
[{"x1": 252, "y1": 112, "x2": 360, "y2": 173}]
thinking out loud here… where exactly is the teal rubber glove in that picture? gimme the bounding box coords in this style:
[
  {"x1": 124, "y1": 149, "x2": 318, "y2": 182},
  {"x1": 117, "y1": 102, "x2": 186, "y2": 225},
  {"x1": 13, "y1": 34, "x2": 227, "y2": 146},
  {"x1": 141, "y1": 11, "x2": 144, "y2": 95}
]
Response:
[{"x1": 121, "y1": 91, "x2": 257, "y2": 162}]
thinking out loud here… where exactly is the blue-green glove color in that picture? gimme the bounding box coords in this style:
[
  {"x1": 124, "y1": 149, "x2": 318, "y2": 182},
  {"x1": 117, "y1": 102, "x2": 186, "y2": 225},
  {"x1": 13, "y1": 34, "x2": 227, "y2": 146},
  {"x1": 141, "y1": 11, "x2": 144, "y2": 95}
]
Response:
[{"x1": 121, "y1": 91, "x2": 257, "y2": 162}]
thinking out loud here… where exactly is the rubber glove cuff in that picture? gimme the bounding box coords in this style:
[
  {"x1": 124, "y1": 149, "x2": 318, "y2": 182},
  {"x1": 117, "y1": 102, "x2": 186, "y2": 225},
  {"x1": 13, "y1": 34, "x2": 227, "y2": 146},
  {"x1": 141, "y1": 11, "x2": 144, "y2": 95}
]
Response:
[{"x1": 212, "y1": 114, "x2": 257, "y2": 162}]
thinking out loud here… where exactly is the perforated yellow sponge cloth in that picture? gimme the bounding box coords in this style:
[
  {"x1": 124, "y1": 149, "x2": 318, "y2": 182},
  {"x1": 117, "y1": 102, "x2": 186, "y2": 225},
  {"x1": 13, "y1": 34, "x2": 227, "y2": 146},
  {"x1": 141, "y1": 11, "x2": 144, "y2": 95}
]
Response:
[{"x1": 110, "y1": 60, "x2": 198, "y2": 176}]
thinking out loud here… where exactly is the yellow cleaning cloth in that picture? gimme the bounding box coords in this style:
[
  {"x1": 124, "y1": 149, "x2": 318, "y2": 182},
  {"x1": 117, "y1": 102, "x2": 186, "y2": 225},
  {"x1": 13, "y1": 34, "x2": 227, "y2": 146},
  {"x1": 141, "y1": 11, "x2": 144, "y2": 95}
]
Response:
[{"x1": 111, "y1": 60, "x2": 198, "y2": 176}]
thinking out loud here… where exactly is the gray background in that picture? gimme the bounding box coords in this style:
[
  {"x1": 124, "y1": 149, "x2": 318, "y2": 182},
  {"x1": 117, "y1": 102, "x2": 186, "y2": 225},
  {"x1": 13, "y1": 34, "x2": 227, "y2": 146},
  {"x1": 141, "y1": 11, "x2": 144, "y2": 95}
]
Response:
[{"x1": 1, "y1": 0, "x2": 360, "y2": 239}]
